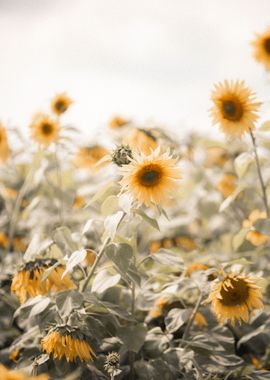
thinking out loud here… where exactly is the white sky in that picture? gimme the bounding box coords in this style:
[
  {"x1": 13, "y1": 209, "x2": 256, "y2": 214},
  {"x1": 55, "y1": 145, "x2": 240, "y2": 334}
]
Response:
[{"x1": 0, "y1": 0, "x2": 270, "y2": 140}]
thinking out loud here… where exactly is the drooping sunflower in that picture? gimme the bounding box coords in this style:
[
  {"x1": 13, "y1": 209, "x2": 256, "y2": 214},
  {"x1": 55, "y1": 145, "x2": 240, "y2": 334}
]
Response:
[
  {"x1": 120, "y1": 148, "x2": 181, "y2": 207},
  {"x1": 206, "y1": 272, "x2": 263, "y2": 325},
  {"x1": 11, "y1": 259, "x2": 76, "y2": 303},
  {"x1": 41, "y1": 326, "x2": 96, "y2": 362},
  {"x1": 51, "y1": 93, "x2": 73, "y2": 115},
  {"x1": 210, "y1": 80, "x2": 261, "y2": 138},
  {"x1": 74, "y1": 145, "x2": 109, "y2": 170},
  {"x1": 0, "y1": 364, "x2": 48, "y2": 380},
  {"x1": 252, "y1": 28, "x2": 270, "y2": 70},
  {"x1": 0, "y1": 123, "x2": 9, "y2": 163},
  {"x1": 217, "y1": 173, "x2": 237, "y2": 198},
  {"x1": 243, "y1": 209, "x2": 269, "y2": 246},
  {"x1": 122, "y1": 128, "x2": 158, "y2": 155},
  {"x1": 30, "y1": 113, "x2": 60, "y2": 146}
]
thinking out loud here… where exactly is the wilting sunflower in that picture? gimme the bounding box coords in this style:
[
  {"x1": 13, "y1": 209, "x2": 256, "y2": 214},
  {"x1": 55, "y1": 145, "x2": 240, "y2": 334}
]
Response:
[
  {"x1": 206, "y1": 272, "x2": 263, "y2": 325},
  {"x1": 41, "y1": 326, "x2": 96, "y2": 362},
  {"x1": 0, "y1": 364, "x2": 48, "y2": 380},
  {"x1": 243, "y1": 209, "x2": 269, "y2": 246},
  {"x1": 210, "y1": 80, "x2": 261, "y2": 138},
  {"x1": 51, "y1": 93, "x2": 73, "y2": 115},
  {"x1": 30, "y1": 113, "x2": 60, "y2": 146},
  {"x1": 0, "y1": 123, "x2": 9, "y2": 163},
  {"x1": 11, "y1": 259, "x2": 76, "y2": 303},
  {"x1": 252, "y1": 28, "x2": 270, "y2": 70},
  {"x1": 122, "y1": 128, "x2": 158, "y2": 155},
  {"x1": 74, "y1": 145, "x2": 109, "y2": 170},
  {"x1": 120, "y1": 148, "x2": 181, "y2": 207},
  {"x1": 217, "y1": 173, "x2": 237, "y2": 198}
]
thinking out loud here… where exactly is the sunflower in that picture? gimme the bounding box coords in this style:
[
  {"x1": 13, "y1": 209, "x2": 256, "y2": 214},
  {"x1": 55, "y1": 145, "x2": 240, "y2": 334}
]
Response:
[
  {"x1": 217, "y1": 173, "x2": 237, "y2": 198},
  {"x1": 73, "y1": 195, "x2": 86, "y2": 209},
  {"x1": 210, "y1": 80, "x2": 261, "y2": 138},
  {"x1": 204, "y1": 146, "x2": 229, "y2": 168},
  {"x1": 0, "y1": 364, "x2": 48, "y2": 380},
  {"x1": 206, "y1": 272, "x2": 263, "y2": 325},
  {"x1": 194, "y1": 312, "x2": 208, "y2": 327},
  {"x1": 41, "y1": 326, "x2": 96, "y2": 362},
  {"x1": 175, "y1": 235, "x2": 197, "y2": 251},
  {"x1": 30, "y1": 113, "x2": 59, "y2": 146},
  {"x1": 51, "y1": 93, "x2": 73, "y2": 115},
  {"x1": 185, "y1": 263, "x2": 209, "y2": 277},
  {"x1": 243, "y1": 209, "x2": 269, "y2": 246},
  {"x1": 252, "y1": 28, "x2": 270, "y2": 70},
  {"x1": 149, "y1": 240, "x2": 162, "y2": 253},
  {"x1": 0, "y1": 232, "x2": 8, "y2": 249},
  {"x1": 148, "y1": 298, "x2": 168, "y2": 318},
  {"x1": 74, "y1": 145, "x2": 109, "y2": 170},
  {"x1": 0, "y1": 123, "x2": 9, "y2": 163},
  {"x1": 11, "y1": 259, "x2": 76, "y2": 304},
  {"x1": 162, "y1": 238, "x2": 174, "y2": 249},
  {"x1": 109, "y1": 116, "x2": 129, "y2": 129},
  {"x1": 120, "y1": 148, "x2": 181, "y2": 207},
  {"x1": 122, "y1": 128, "x2": 158, "y2": 155}
]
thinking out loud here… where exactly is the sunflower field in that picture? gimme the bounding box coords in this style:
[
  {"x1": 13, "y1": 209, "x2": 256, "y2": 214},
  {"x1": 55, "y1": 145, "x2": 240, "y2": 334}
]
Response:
[{"x1": 1, "y1": 29, "x2": 270, "y2": 380}]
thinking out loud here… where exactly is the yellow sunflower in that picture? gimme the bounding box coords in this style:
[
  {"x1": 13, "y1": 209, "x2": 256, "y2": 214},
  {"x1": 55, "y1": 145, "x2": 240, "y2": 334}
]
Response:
[
  {"x1": 243, "y1": 209, "x2": 269, "y2": 246},
  {"x1": 51, "y1": 93, "x2": 73, "y2": 115},
  {"x1": 175, "y1": 235, "x2": 197, "y2": 251},
  {"x1": 252, "y1": 28, "x2": 270, "y2": 70},
  {"x1": 41, "y1": 327, "x2": 96, "y2": 362},
  {"x1": 185, "y1": 263, "x2": 209, "y2": 277},
  {"x1": 149, "y1": 240, "x2": 162, "y2": 253},
  {"x1": 0, "y1": 364, "x2": 48, "y2": 380},
  {"x1": 0, "y1": 123, "x2": 9, "y2": 163},
  {"x1": 148, "y1": 297, "x2": 168, "y2": 318},
  {"x1": 122, "y1": 128, "x2": 158, "y2": 155},
  {"x1": 0, "y1": 232, "x2": 8, "y2": 249},
  {"x1": 74, "y1": 145, "x2": 109, "y2": 170},
  {"x1": 109, "y1": 116, "x2": 129, "y2": 129},
  {"x1": 210, "y1": 80, "x2": 261, "y2": 138},
  {"x1": 194, "y1": 312, "x2": 208, "y2": 327},
  {"x1": 30, "y1": 113, "x2": 60, "y2": 146},
  {"x1": 206, "y1": 272, "x2": 263, "y2": 325},
  {"x1": 120, "y1": 148, "x2": 181, "y2": 207},
  {"x1": 204, "y1": 146, "x2": 229, "y2": 168},
  {"x1": 11, "y1": 259, "x2": 76, "y2": 304},
  {"x1": 217, "y1": 173, "x2": 237, "y2": 198}
]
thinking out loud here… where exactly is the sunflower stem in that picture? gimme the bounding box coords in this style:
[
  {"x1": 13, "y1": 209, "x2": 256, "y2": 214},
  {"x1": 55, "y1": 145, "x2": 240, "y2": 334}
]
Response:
[
  {"x1": 81, "y1": 236, "x2": 111, "y2": 292},
  {"x1": 54, "y1": 147, "x2": 64, "y2": 225},
  {"x1": 7, "y1": 163, "x2": 36, "y2": 251},
  {"x1": 182, "y1": 291, "x2": 204, "y2": 343},
  {"x1": 249, "y1": 129, "x2": 270, "y2": 218}
]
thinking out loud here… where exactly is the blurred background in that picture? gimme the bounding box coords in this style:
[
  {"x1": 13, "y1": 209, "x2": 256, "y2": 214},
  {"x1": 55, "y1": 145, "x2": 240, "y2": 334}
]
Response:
[{"x1": 0, "y1": 0, "x2": 270, "y2": 138}]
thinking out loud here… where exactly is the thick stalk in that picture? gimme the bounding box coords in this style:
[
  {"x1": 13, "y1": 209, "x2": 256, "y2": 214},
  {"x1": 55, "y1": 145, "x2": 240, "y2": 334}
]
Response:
[
  {"x1": 249, "y1": 129, "x2": 270, "y2": 217},
  {"x1": 81, "y1": 236, "x2": 111, "y2": 292},
  {"x1": 54, "y1": 147, "x2": 64, "y2": 225},
  {"x1": 182, "y1": 291, "x2": 203, "y2": 343}
]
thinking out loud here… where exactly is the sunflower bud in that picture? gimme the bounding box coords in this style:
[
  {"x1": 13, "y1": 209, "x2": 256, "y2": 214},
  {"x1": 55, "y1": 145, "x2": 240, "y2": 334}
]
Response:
[{"x1": 111, "y1": 145, "x2": 133, "y2": 167}]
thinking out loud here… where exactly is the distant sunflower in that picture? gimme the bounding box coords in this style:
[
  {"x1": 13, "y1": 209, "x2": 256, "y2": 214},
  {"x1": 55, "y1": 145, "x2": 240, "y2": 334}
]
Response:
[
  {"x1": 175, "y1": 235, "x2": 197, "y2": 251},
  {"x1": 206, "y1": 272, "x2": 263, "y2": 325},
  {"x1": 122, "y1": 128, "x2": 158, "y2": 155},
  {"x1": 210, "y1": 80, "x2": 261, "y2": 138},
  {"x1": 149, "y1": 240, "x2": 162, "y2": 253},
  {"x1": 11, "y1": 259, "x2": 76, "y2": 303},
  {"x1": 217, "y1": 173, "x2": 237, "y2": 198},
  {"x1": 0, "y1": 364, "x2": 48, "y2": 380},
  {"x1": 252, "y1": 28, "x2": 270, "y2": 70},
  {"x1": 0, "y1": 232, "x2": 8, "y2": 249},
  {"x1": 51, "y1": 93, "x2": 73, "y2": 115},
  {"x1": 148, "y1": 298, "x2": 168, "y2": 318},
  {"x1": 30, "y1": 113, "x2": 59, "y2": 146},
  {"x1": 204, "y1": 146, "x2": 229, "y2": 168},
  {"x1": 185, "y1": 263, "x2": 209, "y2": 277},
  {"x1": 243, "y1": 209, "x2": 269, "y2": 246},
  {"x1": 0, "y1": 123, "x2": 9, "y2": 163},
  {"x1": 41, "y1": 326, "x2": 96, "y2": 362},
  {"x1": 74, "y1": 145, "x2": 109, "y2": 170},
  {"x1": 109, "y1": 116, "x2": 129, "y2": 129},
  {"x1": 120, "y1": 148, "x2": 181, "y2": 207}
]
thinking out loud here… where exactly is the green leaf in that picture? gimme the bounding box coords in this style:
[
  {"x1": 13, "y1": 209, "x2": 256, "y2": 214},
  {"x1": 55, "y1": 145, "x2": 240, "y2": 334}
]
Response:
[
  {"x1": 234, "y1": 152, "x2": 253, "y2": 178},
  {"x1": 165, "y1": 308, "x2": 191, "y2": 333},
  {"x1": 29, "y1": 297, "x2": 51, "y2": 318},
  {"x1": 254, "y1": 219, "x2": 270, "y2": 235},
  {"x1": 91, "y1": 269, "x2": 121, "y2": 294},
  {"x1": 104, "y1": 211, "x2": 124, "y2": 240},
  {"x1": 101, "y1": 195, "x2": 118, "y2": 216},
  {"x1": 219, "y1": 182, "x2": 245, "y2": 212},
  {"x1": 53, "y1": 226, "x2": 78, "y2": 254},
  {"x1": 118, "y1": 323, "x2": 147, "y2": 352},
  {"x1": 232, "y1": 228, "x2": 249, "y2": 251},
  {"x1": 134, "y1": 209, "x2": 160, "y2": 231},
  {"x1": 62, "y1": 249, "x2": 87, "y2": 277},
  {"x1": 56, "y1": 290, "x2": 84, "y2": 317}
]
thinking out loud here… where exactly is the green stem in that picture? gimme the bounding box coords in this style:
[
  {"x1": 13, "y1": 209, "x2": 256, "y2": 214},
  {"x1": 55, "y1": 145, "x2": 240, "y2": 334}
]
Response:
[
  {"x1": 54, "y1": 147, "x2": 64, "y2": 225},
  {"x1": 249, "y1": 129, "x2": 270, "y2": 218},
  {"x1": 81, "y1": 236, "x2": 111, "y2": 292},
  {"x1": 7, "y1": 166, "x2": 35, "y2": 251},
  {"x1": 182, "y1": 291, "x2": 203, "y2": 343}
]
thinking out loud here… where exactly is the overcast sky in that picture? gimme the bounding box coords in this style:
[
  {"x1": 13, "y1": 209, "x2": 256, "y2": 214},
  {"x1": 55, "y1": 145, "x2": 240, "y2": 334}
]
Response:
[{"x1": 0, "y1": 0, "x2": 270, "y2": 140}]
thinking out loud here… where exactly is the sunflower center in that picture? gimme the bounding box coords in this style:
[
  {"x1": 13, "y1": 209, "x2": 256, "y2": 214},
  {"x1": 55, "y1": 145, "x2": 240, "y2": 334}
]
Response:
[
  {"x1": 55, "y1": 100, "x2": 67, "y2": 112},
  {"x1": 41, "y1": 123, "x2": 53, "y2": 135},
  {"x1": 137, "y1": 164, "x2": 162, "y2": 187},
  {"x1": 221, "y1": 99, "x2": 243, "y2": 121},
  {"x1": 220, "y1": 278, "x2": 249, "y2": 306},
  {"x1": 264, "y1": 38, "x2": 270, "y2": 54}
]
